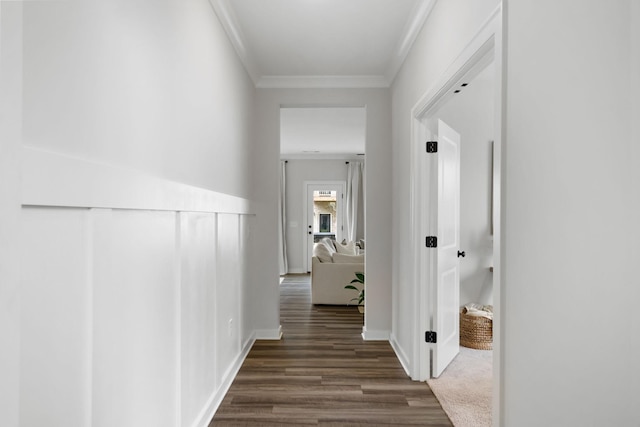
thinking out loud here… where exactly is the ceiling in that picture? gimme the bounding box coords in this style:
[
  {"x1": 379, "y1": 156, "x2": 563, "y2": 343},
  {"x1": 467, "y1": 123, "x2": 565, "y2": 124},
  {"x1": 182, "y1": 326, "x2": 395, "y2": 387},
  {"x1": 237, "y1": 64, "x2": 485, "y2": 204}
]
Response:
[{"x1": 210, "y1": 0, "x2": 436, "y2": 88}]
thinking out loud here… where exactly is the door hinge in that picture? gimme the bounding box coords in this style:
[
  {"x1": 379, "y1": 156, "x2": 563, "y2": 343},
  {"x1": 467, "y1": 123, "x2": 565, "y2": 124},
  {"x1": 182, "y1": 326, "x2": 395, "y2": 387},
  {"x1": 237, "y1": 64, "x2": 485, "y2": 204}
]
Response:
[
  {"x1": 425, "y1": 331, "x2": 437, "y2": 343},
  {"x1": 426, "y1": 141, "x2": 438, "y2": 153},
  {"x1": 425, "y1": 236, "x2": 437, "y2": 248}
]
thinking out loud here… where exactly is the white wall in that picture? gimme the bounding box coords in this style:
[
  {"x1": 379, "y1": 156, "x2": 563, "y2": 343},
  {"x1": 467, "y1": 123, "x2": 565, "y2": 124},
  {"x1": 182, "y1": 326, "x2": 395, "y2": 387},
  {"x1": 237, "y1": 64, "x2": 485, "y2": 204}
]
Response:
[
  {"x1": 429, "y1": 64, "x2": 495, "y2": 306},
  {"x1": 21, "y1": 0, "x2": 254, "y2": 198},
  {"x1": 0, "y1": 4, "x2": 23, "y2": 426},
  {"x1": 501, "y1": 1, "x2": 640, "y2": 425},
  {"x1": 283, "y1": 159, "x2": 349, "y2": 273},
  {"x1": 390, "y1": 0, "x2": 500, "y2": 378},
  {"x1": 254, "y1": 88, "x2": 392, "y2": 339},
  {"x1": 1, "y1": 1, "x2": 261, "y2": 426}
]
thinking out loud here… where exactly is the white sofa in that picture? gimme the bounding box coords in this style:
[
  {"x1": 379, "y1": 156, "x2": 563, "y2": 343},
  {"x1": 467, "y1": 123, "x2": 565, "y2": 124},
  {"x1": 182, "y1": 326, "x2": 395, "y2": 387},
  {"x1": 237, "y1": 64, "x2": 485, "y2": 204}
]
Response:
[{"x1": 311, "y1": 238, "x2": 364, "y2": 305}]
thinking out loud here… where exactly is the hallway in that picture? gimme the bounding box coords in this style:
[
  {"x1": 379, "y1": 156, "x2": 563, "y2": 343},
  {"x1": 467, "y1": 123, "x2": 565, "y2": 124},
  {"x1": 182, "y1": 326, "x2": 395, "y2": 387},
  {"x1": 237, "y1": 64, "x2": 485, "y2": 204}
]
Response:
[{"x1": 211, "y1": 275, "x2": 452, "y2": 426}]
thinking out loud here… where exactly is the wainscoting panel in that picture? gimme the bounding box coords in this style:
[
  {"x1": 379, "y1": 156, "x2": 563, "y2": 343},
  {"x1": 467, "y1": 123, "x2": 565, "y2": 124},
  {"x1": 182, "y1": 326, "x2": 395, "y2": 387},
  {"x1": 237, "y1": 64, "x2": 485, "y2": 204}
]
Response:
[
  {"x1": 20, "y1": 207, "x2": 92, "y2": 427},
  {"x1": 240, "y1": 214, "x2": 254, "y2": 345},
  {"x1": 92, "y1": 209, "x2": 179, "y2": 427},
  {"x1": 215, "y1": 214, "x2": 241, "y2": 383},
  {"x1": 179, "y1": 212, "x2": 218, "y2": 427},
  {"x1": 19, "y1": 148, "x2": 257, "y2": 427}
]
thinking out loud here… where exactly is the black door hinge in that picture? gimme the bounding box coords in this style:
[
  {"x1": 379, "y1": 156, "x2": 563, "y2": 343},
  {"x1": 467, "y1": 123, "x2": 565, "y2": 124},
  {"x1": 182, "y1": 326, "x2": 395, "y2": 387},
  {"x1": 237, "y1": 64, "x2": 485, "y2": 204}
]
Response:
[
  {"x1": 425, "y1": 331, "x2": 437, "y2": 343},
  {"x1": 426, "y1": 141, "x2": 438, "y2": 153},
  {"x1": 425, "y1": 236, "x2": 437, "y2": 248}
]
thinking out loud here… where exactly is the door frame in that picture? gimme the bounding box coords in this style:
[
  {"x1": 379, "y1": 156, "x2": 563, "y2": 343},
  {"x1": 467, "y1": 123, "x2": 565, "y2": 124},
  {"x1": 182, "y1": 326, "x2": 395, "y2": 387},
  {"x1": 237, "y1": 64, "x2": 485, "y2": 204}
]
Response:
[
  {"x1": 409, "y1": 3, "x2": 503, "y2": 422},
  {"x1": 303, "y1": 181, "x2": 346, "y2": 273}
]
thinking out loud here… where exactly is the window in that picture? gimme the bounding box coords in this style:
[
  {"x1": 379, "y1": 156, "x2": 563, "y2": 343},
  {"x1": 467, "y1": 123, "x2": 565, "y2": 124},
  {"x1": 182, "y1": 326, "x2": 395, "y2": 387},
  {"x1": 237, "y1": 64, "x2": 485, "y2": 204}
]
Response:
[{"x1": 319, "y1": 214, "x2": 331, "y2": 233}]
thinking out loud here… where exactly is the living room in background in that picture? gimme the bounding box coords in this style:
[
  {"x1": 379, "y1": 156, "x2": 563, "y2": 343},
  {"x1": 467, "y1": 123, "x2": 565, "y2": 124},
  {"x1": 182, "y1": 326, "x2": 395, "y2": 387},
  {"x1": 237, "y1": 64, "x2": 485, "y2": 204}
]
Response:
[{"x1": 280, "y1": 106, "x2": 366, "y2": 274}]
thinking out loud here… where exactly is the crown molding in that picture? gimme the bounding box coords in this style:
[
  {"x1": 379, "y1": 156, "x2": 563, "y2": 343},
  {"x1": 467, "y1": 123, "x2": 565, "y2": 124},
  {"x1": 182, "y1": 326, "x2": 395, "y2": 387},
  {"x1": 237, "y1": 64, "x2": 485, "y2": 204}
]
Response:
[
  {"x1": 257, "y1": 75, "x2": 390, "y2": 89},
  {"x1": 211, "y1": 0, "x2": 436, "y2": 89},
  {"x1": 281, "y1": 153, "x2": 365, "y2": 161},
  {"x1": 386, "y1": 0, "x2": 437, "y2": 85},
  {"x1": 209, "y1": 0, "x2": 260, "y2": 85}
]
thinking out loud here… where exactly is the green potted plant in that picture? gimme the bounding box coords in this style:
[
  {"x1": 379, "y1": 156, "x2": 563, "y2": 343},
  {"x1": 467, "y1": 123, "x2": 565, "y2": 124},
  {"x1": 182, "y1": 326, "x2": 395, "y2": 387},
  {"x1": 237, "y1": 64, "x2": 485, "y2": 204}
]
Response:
[{"x1": 345, "y1": 272, "x2": 365, "y2": 313}]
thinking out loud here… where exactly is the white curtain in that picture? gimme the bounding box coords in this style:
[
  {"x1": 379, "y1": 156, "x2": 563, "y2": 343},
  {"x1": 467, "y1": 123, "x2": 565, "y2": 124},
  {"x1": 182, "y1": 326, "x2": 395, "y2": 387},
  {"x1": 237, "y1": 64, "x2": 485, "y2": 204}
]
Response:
[
  {"x1": 345, "y1": 161, "x2": 364, "y2": 242},
  {"x1": 278, "y1": 161, "x2": 288, "y2": 275}
]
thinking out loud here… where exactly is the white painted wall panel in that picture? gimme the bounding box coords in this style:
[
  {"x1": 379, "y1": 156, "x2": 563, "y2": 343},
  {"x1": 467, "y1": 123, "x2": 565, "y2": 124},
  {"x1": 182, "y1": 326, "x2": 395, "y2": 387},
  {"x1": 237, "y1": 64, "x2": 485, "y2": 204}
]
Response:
[
  {"x1": 20, "y1": 207, "x2": 91, "y2": 427},
  {"x1": 216, "y1": 214, "x2": 241, "y2": 381},
  {"x1": 216, "y1": 214, "x2": 242, "y2": 381},
  {"x1": 239, "y1": 215, "x2": 255, "y2": 344},
  {"x1": 92, "y1": 209, "x2": 178, "y2": 427},
  {"x1": 179, "y1": 212, "x2": 217, "y2": 427}
]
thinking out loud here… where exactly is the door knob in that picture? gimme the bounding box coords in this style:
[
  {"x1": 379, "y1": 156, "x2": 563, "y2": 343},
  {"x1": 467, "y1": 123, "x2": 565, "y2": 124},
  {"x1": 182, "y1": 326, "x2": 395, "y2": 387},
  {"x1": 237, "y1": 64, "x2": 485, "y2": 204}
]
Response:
[{"x1": 457, "y1": 251, "x2": 466, "y2": 258}]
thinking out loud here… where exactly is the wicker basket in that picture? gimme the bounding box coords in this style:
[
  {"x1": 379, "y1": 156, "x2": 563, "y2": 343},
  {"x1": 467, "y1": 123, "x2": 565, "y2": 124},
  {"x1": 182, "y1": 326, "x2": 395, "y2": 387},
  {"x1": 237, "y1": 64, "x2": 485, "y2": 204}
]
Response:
[{"x1": 460, "y1": 310, "x2": 493, "y2": 350}]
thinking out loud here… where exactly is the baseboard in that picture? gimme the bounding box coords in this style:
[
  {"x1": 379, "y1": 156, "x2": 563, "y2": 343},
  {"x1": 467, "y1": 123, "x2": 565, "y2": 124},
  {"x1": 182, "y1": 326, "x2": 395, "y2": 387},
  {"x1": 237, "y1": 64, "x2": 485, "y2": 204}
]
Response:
[
  {"x1": 254, "y1": 325, "x2": 282, "y2": 340},
  {"x1": 191, "y1": 332, "x2": 256, "y2": 427},
  {"x1": 389, "y1": 333, "x2": 411, "y2": 377},
  {"x1": 361, "y1": 327, "x2": 390, "y2": 341},
  {"x1": 286, "y1": 268, "x2": 306, "y2": 274}
]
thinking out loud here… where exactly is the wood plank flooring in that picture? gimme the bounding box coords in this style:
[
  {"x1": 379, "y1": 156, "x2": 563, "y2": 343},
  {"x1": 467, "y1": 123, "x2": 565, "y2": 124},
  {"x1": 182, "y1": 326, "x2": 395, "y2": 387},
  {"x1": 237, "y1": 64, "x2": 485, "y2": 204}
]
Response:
[{"x1": 210, "y1": 275, "x2": 452, "y2": 426}]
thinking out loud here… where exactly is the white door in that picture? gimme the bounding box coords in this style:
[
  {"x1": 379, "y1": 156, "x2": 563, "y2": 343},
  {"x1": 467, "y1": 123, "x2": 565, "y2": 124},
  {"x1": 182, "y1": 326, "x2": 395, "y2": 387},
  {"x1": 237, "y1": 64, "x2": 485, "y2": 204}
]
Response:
[
  {"x1": 304, "y1": 182, "x2": 345, "y2": 272},
  {"x1": 431, "y1": 119, "x2": 461, "y2": 378}
]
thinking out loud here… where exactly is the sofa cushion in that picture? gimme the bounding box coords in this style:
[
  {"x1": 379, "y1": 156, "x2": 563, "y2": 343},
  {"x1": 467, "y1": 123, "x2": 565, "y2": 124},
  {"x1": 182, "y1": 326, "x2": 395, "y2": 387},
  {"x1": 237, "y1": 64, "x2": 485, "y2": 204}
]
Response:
[
  {"x1": 335, "y1": 240, "x2": 357, "y2": 255},
  {"x1": 320, "y1": 237, "x2": 336, "y2": 251},
  {"x1": 313, "y1": 242, "x2": 334, "y2": 263},
  {"x1": 332, "y1": 253, "x2": 365, "y2": 264}
]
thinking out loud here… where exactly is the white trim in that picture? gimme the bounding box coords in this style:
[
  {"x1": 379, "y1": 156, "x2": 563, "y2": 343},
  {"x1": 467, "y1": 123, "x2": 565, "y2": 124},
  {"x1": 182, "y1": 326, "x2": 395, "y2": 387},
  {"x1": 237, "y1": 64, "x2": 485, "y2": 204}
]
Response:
[
  {"x1": 190, "y1": 333, "x2": 256, "y2": 427},
  {"x1": 411, "y1": 6, "x2": 501, "y2": 118},
  {"x1": 84, "y1": 209, "x2": 94, "y2": 427},
  {"x1": 174, "y1": 213, "x2": 184, "y2": 427},
  {"x1": 361, "y1": 327, "x2": 390, "y2": 341},
  {"x1": 257, "y1": 75, "x2": 390, "y2": 89},
  {"x1": 281, "y1": 153, "x2": 365, "y2": 161},
  {"x1": 254, "y1": 325, "x2": 283, "y2": 340},
  {"x1": 408, "y1": 0, "x2": 502, "y2": 413},
  {"x1": 21, "y1": 146, "x2": 254, "y2": 215},
  {"x1": 210, "y1": 0, "x2": 437, "y2": 89},
  {"x1": 208, "y1": 0, "x2": 260, "y2": 85},
  {"x1": 389, "y1": 333, "x2": 411, "y2": 377},
  {"x1": 386, "y1": 0, "x2": 438, "y2": 85}
]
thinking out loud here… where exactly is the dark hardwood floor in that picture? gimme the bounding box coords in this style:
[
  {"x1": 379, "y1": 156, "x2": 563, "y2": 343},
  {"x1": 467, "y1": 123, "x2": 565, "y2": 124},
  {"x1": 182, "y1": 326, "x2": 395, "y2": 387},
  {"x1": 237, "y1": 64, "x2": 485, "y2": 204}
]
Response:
[{"x1": 210, "y1": 275, "x2": 452, "y2": 426}]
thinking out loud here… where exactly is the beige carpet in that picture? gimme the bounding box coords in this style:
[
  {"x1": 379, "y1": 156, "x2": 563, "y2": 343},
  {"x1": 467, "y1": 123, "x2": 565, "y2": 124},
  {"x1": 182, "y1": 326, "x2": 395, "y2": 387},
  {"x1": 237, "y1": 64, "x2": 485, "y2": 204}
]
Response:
[{"x1": 427, "y1": 347, "x2": 492, "y2": 427}]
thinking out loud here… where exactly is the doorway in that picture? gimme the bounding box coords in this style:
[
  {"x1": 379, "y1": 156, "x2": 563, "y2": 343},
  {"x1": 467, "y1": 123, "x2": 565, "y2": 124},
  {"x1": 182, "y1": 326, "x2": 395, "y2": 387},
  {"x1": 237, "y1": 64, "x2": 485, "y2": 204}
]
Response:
[
  {"x1": 410, "y1": 6, "x2": 502, "y2": 425},
  {"x1": 303, "y1": 181, "x2": 345, "y2": 273},
  {"x1": 279, "y1": 106, "x2": 365, "y2": 277}
]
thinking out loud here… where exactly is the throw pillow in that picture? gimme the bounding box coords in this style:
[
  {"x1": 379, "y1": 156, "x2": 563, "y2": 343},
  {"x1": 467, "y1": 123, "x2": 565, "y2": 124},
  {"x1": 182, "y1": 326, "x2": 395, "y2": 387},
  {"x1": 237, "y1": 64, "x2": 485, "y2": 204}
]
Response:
[
  {"x1": 321, "y1": 237, "x2": 336, "y2": 252},
  {"x1": 313, "y1": 242, "x2": 334, "y2": 263},
  {"x1": 335, "y1": 240, "x2": 357, "y2": 255},
  {"x1": 332, "y1": 253, "x2": 365, "y2": 264}
]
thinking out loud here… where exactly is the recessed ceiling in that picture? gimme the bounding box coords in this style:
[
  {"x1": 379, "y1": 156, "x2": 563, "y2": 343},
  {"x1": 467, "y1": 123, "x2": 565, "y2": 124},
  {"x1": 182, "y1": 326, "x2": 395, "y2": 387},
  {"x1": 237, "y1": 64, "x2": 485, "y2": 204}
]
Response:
[
  {"x1": 280, "y1": 107, "x2": 366, "y2": 157},
  {"x1": 210, "y1": 0, "x2": 436, "y2": 88}
]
